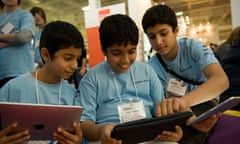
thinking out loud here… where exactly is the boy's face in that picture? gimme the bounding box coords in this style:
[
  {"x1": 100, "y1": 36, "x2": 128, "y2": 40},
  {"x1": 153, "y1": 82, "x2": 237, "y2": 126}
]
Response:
[
  {"x1": 104, "y1": 43, "x2": 137, "y2": 73},
  {"x1": 146, "y1": 24, "x2": 179, "y2": 59},
  {"x1": 2, "y1": 0, "x2": 18, "y2": 6},
  {"x1": 45, "y1": 46, "x2": 82, "y2": 80},
  {"x1": 34, "y1": 13, "x2": 45, "y2": 27}
]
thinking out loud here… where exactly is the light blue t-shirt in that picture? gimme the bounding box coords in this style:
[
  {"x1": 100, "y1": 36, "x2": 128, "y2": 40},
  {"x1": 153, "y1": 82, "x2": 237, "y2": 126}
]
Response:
[
  {"x1": 148, "y1": 37, "x2": 219, "y2": 93},
  {"x1": 33, "y1": 28, "x2": 43, "y2": 63},
  {"x1": 0, "y1": 73, "x2": 79, "y2": 105},
  {"x1": 0, "y1": 9, "x2": 35, "y2": 80},
  {"x1": 79, "y1": 61, "x2": 164, "y2": 124},
  {"x1": 0, "y1": 73, "x2": 79, "y2": 143}
]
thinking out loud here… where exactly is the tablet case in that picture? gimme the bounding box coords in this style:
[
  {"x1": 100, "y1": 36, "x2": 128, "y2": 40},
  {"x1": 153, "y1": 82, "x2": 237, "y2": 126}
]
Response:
[
  {"x1": 111, "y1": 111, "x2": 193, "y2": 144},
  {"x1": 0, "y1": 102, "x2": 83, "y2": 140}
]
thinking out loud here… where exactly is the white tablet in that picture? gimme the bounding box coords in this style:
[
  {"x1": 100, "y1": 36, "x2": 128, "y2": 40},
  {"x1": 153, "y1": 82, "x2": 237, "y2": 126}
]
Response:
[
  {"x1": 0, "y1": 102, "x2": 83, "y2": 140},
  {"x1": 187, "y1": 97, "x2": 240, "y2": 125}
]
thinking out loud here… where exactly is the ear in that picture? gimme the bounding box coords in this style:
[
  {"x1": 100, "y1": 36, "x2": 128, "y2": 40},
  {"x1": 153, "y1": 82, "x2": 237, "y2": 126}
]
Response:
[
  {"x1": 174, "y1": 26, "x2": 180, "y2": 35},
  {"x1": 40, "y1": 47, "x2": 51, "y2": 63},
  {"x1": 101, "y1": 49, "x2": 107, "y2": 56}
]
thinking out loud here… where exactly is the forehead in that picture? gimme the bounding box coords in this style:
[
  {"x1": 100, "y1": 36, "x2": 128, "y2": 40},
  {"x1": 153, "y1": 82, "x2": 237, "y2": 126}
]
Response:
[
  {"x1": 146, "y1": 24, "x2": 173, "y2": 33},
  {"x1": 108, "y1": 43, "x2": 137, "y2": 50},
  {"x1": 55, "y1": 47, "x2": 82, "y2": 56}
]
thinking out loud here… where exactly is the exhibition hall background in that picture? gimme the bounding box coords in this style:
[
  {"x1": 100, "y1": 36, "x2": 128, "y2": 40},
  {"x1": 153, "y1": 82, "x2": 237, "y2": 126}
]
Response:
[{"x1": 21, "y1": 0, "x2": 240, "y2": 67}]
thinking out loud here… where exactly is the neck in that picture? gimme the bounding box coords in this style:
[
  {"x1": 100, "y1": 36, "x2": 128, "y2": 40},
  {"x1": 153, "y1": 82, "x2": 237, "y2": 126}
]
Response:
[
  {"x1": 5, "y1": 5, "x2": 18, "y2": 12},
  {"x1": 34, "y1": 67, "x2": 61, "y2": 84},
  {"x1": 162, "y1": 45, "x2": 178, "y2": 61}
]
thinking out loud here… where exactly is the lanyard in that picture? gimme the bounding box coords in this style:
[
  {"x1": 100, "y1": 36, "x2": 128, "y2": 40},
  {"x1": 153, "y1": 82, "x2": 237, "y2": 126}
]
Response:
[
  {"x1": 111, "y1": 66, "x2": 139, "y2": 103},
  {"x1": 35, "y1": 71, "x2": 62, "y2": 104}
]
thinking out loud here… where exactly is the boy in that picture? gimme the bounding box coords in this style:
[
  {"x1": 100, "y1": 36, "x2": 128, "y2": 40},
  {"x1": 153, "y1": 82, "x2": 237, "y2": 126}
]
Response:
[
  {"x1": 0, "y1": 21, "x2": 84, "y2": 144},
  {"x1": 79, "y1": 14, "x2": 182, "y2": 144},
  {"x1": 30, "y1": 6, "x2": 47, "y2": 68},
  {"x1": 142, "y1": 4, "x2": 229, "y2": 143}
]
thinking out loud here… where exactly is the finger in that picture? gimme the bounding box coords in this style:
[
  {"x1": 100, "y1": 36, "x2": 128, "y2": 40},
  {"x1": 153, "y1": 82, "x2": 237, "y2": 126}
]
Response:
[
  {"x1": 161, "y1": 100, "x2": 167, "y2": 116},
  {"x1": 167, "y1": 99, "x2": 174, "y2": 114},
  {"x1": 175, "y1": 125, "x2": 183, "y2": 136},
  {"x1": 0, "y1": 122, "x2": 17, "y2": 137},
  {"x1": 156, "y1": 102, "x2": 162, "y2": 117},
  {"x1": 5, "y1": 129, "x2": 30, "y2": 144},
  {"x1": 173, "y1": 98, "x2": 180, "y2": 112}
]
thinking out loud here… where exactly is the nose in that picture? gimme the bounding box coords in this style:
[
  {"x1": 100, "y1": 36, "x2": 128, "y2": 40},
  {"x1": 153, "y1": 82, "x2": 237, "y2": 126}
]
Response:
[
  {"x1": 71, "y1": 59, "x2": 78, "y2": 70},
  {"x1": 156, "y1": 35, "x2": 163, "y2": 45},
  {"x1": 120, "y1": 54, "x2": 130, "y2": 64}
]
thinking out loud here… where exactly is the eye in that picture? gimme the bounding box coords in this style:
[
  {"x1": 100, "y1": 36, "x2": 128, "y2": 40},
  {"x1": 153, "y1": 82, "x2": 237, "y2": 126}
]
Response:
[
  {"x1": 148, "y1": 34, "x2": 156, "y2": 40},
  {"x1": 129, "y1": 49, "x2": 136, "y2": 55},
  {"x1": 159, "y1": 30, "x2": 168, "y2": 37},
  {"x1": 111, "y1": 51, "x2": 121, "y2": 56},
  {"x1": 63, "y1": 56, "x2": 73, "y2": 61}
]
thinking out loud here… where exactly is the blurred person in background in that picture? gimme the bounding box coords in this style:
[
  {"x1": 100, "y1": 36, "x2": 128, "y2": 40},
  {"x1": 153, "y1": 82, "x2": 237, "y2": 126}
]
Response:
[
  {"x1": 30, "y1": 6, "x2": 47, "y2": 69},
  {"x1": 0, "y1": 0, "x2": 35, "y2": 88}
]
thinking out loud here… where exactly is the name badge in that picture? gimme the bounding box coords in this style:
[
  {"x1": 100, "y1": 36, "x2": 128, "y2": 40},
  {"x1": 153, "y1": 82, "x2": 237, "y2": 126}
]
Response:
[
  {"x1": 1, "y1": 22, "x2": 14, "y2": 34},
  {"x1": 118, "y1": 100, "x2": 146, "y2": 123},
  {"x1": 166, "y1": 78, "x2": 187, "y2": 97}
]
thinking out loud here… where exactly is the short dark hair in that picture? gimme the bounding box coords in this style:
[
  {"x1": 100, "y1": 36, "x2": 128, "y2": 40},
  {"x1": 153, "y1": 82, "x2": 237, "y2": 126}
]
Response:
[
  {"x1": 0, "y1": 0, "x2": 4, "y2": 9},
  {"x1": 40, "y1": 21, "x2": 84, "y2": 63},
  {"x1": 30, "y1": 6, "x2": 47, "y2": 23},
  {"x1": 17, "y1": 0, "x2": 21, "y2": 5},
  {"x1": 99, "y1": 14, "x2": 139, "y2": 52},
  {"x1": 142, "y1": 4, "x2": 177, "y2": 33}
]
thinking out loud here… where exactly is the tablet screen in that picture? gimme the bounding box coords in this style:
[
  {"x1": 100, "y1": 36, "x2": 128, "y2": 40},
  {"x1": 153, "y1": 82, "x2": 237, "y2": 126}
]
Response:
[{"x1": 187, "y1": 97, "x2": 240, "y2": 125}]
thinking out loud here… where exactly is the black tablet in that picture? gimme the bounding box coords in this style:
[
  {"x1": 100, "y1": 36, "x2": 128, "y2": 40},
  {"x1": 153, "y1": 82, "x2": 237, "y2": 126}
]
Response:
[
  {"x1": 187, "y1": 96, "x2": 240, "y2": 125},
  {"x1": 111, "y1": 111, "x2": 193, "y2": 144}
]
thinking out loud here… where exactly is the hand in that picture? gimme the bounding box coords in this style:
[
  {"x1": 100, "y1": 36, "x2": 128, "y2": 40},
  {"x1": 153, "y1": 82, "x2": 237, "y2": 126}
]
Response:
[
  {"x1": 0, "y1": 122, "x2": 30, "y2": 144},
  {"x1": 79, "y1": 68, "x2": 86, "y2": 76},
  {"x1": 0, "y1": 42, "x2": 10, "y2": 48},
  {"x1": 100, "y1": 124, "x2": 122, "y2": 144},
  {"x1": 156, "y1": 97, "x2": 188, "y2": 116},
  {"x1": 191, "y1": 113, "x2": 222, "y2": 132},
  {"x1": 53, "y1": 122, "x2": 82, "y2": 144},
  {"x1": 155, "y1": 125, "x2": 183, "y2": 142}
]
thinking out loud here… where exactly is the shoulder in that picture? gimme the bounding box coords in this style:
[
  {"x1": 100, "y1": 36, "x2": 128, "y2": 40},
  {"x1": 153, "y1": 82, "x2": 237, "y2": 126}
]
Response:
[
  {"x1": 16, "y1": 9, "x2": 31, "y2": 16},
  {"x1": 178, "y1": 37, "x2": 204, "y2": 48},
  {"x1": 132, "y1": 61, "x2": 157, "y2": 75},
  {"x1": 1, "y1": 73, "x2": 33, "y2": 89},
  {"x1": 62, "y1": 80, "x2": 76, "y2": 90}
]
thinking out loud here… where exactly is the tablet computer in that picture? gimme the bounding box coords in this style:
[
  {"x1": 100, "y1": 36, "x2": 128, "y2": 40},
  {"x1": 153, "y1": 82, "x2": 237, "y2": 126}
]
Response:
[
  {"x1": 187, "y1": 96, "x2": 240, "y2": 125},
  {"x1": 0, "y1": 102, "x2": 83, "y2": 140},
  {"x1": 111, "y1": 111, "x2": 193, "y2": 144}
]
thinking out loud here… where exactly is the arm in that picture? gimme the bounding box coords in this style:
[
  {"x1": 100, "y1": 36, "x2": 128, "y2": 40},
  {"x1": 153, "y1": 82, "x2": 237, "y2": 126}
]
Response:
[
  {"x1": 156, "y1": 63, "x2": 229, "y2": 116},
  {"x1": 182, "y1": 63, "x2": 229, "y2": 107},
  {"x1": 0, "y1": 30, "x2": 32, "y2": 48}
]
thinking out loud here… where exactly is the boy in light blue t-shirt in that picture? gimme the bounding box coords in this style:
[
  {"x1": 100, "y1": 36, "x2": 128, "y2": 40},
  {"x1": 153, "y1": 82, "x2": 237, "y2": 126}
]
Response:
[
  {"x1": 142, "y1": 4, "x2": 229, "y2": 143},
  {"x1": 0, "y1": 20, "x2": 84, "y2": 144},
  {"x1": 79, "y1": 14, "x2": 183, "y2": 144}
]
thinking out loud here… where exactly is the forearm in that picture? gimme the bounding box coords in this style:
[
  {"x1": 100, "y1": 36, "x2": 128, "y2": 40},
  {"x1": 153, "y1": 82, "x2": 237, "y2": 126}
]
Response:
[
  {"x1": 0, "y1": 42, "x2": 10, "y2": 48},
  {"x1": 0, "y1": 33, "x2": 15, "y2": 43},
  {"x1": 182, "y1": 70, "x2": 229, "y2": 107},
  {"x1": 81, "y1": 120, "x2": 105, "y2": 141},
  {"x1": 0, "y1": 30, "x2": 32, "y2": 46}
]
